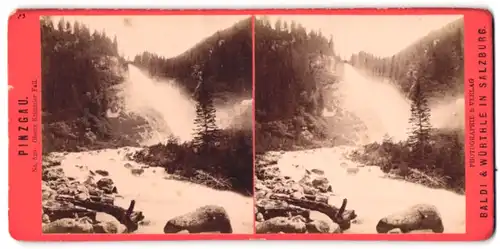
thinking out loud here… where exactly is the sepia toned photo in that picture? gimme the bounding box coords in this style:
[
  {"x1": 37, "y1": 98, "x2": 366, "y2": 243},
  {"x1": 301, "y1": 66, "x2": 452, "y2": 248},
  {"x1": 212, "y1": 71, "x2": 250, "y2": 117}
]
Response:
[
  {"x1": 41, "y1": 15, "x2": 253, "y2": 234},
  {"x1": 254, "y1": 15, "x2": 465, "y2": 234}
]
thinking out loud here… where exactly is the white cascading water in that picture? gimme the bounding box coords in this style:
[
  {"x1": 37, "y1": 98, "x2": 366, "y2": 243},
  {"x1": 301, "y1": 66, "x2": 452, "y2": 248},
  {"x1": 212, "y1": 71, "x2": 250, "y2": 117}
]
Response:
[
  {"x1": 274, "y1": 63, "x2": 466, "y2": 234},
  {"x1": 115, "y1": 65, "x2": 197, "y2": 145},
  {"x1": 337, "y1": 65, "x2": 412, "y2": 143},
  {"x1": 335, "y1": 64, "x2": 465, "y2": 144},
  {"x1": 114, "y1": 65, "x2": 252, "y2": 145}
]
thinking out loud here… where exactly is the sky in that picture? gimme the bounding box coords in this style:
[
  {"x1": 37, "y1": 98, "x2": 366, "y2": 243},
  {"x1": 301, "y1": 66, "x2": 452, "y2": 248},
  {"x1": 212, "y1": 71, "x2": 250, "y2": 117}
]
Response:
[
  {"x1": 49, "y1": 15, "x2": 462, "y2": 60},
  {"x1": 50, "y1": 15, "x2": 249, "y2": 59},
  {"x1": 263, "y1": 15, "x2": 463, "y2": 59}
]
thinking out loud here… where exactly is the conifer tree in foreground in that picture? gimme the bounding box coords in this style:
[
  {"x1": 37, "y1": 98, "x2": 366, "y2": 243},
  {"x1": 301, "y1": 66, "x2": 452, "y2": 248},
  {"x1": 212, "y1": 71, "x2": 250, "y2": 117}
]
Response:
[
  {"x1": 192, "y1": 49, "x2": 220, "y2": 151},
  {"x1": 407, "y1": 61, "x2": 433, "y2": 169}
]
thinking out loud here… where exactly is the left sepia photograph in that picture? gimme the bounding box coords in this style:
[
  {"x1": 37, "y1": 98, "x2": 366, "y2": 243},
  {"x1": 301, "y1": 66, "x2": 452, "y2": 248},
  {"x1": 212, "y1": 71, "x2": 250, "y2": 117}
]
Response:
[{"x1": 41, "y1": 15, "x2": 254, "y2": 234}]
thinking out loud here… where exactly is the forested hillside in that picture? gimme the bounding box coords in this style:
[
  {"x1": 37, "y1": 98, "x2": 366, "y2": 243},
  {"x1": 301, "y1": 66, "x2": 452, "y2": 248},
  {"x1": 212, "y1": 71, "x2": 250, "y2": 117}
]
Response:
[
  {"x1": 254, "y1": 16, "x2": 342, "y2": 153},
  {"x1": 132, "y1": 17, "x2": 252, "y2": 101},
  {"x1": 349, "y1": 18, "x2": 464, "y2": 102},
  {"x1": 41, "y1": 17, "x2": 142, "y2": 153}
]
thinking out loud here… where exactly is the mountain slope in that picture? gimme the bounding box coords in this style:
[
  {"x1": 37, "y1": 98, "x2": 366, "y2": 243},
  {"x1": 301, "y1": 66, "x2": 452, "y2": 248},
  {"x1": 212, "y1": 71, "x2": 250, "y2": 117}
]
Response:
[
  {"x1": 41, "y1": 17, "x2": 143, "y2": 153},
  {"x1": 133, "y1": 17, "x2": 252, "y2": 100},
  {"x1": 349, "y1": 17, "x2": 464, "y2": 101}
]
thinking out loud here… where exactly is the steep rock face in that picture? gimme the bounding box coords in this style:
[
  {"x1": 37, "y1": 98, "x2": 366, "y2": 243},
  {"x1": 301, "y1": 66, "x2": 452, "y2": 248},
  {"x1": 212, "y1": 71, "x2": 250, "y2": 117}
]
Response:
[{"x1": 254, "y1": 17, "x2": 344, "y2": 152}]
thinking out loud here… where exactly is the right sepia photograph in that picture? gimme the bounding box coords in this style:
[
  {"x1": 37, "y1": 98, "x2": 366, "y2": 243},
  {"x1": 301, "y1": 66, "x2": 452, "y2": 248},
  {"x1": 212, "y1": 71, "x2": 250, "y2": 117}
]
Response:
[{"x1": 254, "y1": 15, "x2": 465, "y2": 234}]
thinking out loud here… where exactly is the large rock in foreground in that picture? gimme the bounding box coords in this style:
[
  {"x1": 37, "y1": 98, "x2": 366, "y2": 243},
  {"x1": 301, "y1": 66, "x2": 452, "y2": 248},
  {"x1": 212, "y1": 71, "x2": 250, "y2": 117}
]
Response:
[
  {"x1": 42, "y1": 217, "x2": 94, "y2": 233},
  {"x1": 376, "y1": 204, "x2": 444, "y2": 233},
  {"x1": 256, "y1": 216, "x2": 307, "y2": 234},
  {"x1": 164, "y1": 205, "x2": 232, "y2": 234}
]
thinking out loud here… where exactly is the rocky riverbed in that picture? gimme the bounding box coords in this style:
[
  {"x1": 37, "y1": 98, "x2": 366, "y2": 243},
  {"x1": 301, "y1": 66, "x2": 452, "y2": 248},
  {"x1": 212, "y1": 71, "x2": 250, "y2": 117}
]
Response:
[
  {"x1": 254, "y1": 151, "x2": 357, "y2": 234},
  {"x1": 254, "y1": 147, "x2": 464, "y2": 234},
  {"x1": 42, "y1": 153, "x2": 144, "y2": 233},
  {"x1": 41, "y1": 147, "x2": 253, "y2": 234}
]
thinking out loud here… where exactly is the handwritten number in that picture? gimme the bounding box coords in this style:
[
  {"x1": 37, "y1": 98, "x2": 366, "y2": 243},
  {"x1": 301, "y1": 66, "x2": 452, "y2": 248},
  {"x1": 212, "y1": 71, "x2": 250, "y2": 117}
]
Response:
[{"x1": 17, "y1": 13, "x2": 26, "y2": 19}]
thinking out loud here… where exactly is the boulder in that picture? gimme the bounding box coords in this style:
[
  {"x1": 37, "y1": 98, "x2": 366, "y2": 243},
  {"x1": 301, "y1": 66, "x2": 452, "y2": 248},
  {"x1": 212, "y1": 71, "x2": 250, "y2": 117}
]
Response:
[
  {"x1": 255, "y1": 189, "x2": 270, "y2": 200},
  {"x1": 164, "y1": 205, "x2": 232, "y2": 234},
  {"x1": 85, "y1": 182, "x2": 103, "y2": 195},
  {"x1": 42, "y1": 214, "x2": 51, "y2": 224},
  {"x1": 256, "y1": 166, "x2": 280, "y2": 180},
  {"x1": 130, "y1": 168, "x2": 145, "y2": 176},
  {"x1": 311, "y1": 169, "x2": 325, "y2": 175},
  {"x1": 56, "y1": 182, "x2": 91, "y2": 198},
  {"x1": 256, "y1": 213, "x2": 264, "y2": 222},
  {"x1": 291, "y1": 191, "x2": 305, "y2": 200},
  {"x1": 254, "y1": 182, "x2": 268, "y2": 191},
  {"x1": 302, "y1": 185, "x2": 318, "y2": 195},
  {"x1": 311, "y1": 177, "x2": 331, "y2": 193},
  {"x1": 388, "y1": 228, "x2": 402, "y2": 234},
  {"x1": 256, "y1": 216, "x2": 306, "y2": 234},
  {"x1": 299, "y1": 174, "x2": 311, "y2": 185},
  {"x1": 308, "y1": 211, "x2": 341, "y2": 233},
  {"x1": 273, "y1": 184, "x2": 301, "y2": 195},
  {"x1": 96, "y1": 178, "x2": 117, "y2": 194},
  {"x1": 42, "y1": 217, "x2": 94, "y2": 233},
  {"x1": 42, "y1": 158, "x2": 61, "y2": 168},
  {"x1": 93, "y1": 220, "x2": 127, "y2": 234},
  {"x1": 43, "y1": 199, "x2": 97, "y2": 222},
  {"x1": 95, "y1": 170, "x2": 109, "y2": 176},
  {"x1": 306, "y1": 220, "x2": 340, "y2": 233},
  {"x1": 42, "y1": 168, "x2": 65, "y2": 181},
  {"x1": 42, "y1": 182, "x2": 57, "y2": 201},
  {"x1": 256, "y1": 199, "x2": 310, "y2": 220},
  {"x1": 83, "y1": 175, "x2": 95, "y2": 185},
  {"x1": 376, "y1": 204, "x2": 444, "y2": 233}
]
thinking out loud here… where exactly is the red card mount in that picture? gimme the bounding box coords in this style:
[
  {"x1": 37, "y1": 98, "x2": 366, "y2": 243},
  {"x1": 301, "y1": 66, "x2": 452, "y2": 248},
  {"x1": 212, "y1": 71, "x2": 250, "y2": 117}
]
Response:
[{"x1": 7, "y1": 8, "x2": 494, "y2": 241}]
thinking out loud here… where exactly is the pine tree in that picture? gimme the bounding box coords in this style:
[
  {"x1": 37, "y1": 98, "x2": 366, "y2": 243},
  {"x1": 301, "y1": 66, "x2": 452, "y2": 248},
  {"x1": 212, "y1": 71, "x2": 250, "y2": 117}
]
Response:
[
  {"x1": 112, "y1": 35, "x2": 119, "y2": 55},
  {"x1": 192, "y1": 49, "x2": 220, "y2": 151},
  {"x1": 407, "y1": 62, "x2": 432, "y2": 169}
]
